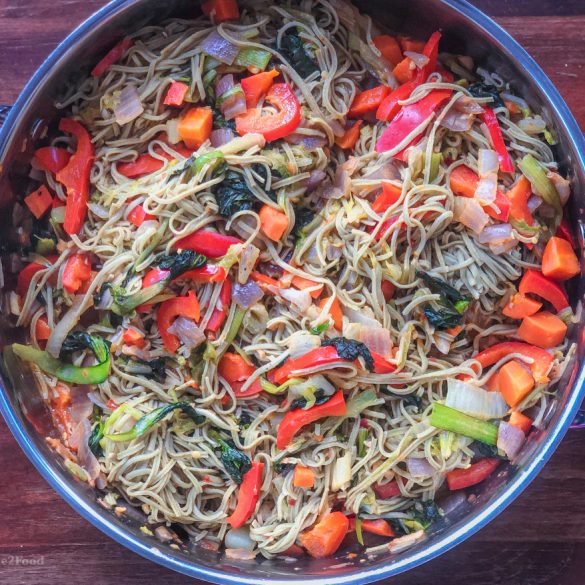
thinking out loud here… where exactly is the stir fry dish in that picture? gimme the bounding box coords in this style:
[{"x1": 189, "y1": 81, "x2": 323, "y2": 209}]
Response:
[{"x1": 4, "y1": 0, "x2": 579, "y2": 560}]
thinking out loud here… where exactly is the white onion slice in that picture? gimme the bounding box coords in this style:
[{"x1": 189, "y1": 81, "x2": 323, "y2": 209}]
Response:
[
  {"x1": 479, "y1": 223, "x2": 513, "y2": 245},
  {"x1": 46, "y1": 295, "x2": 89, "y2": 358},
  {"x1": 114, "y1": 86, "x2": 143, "y2": 126},
  {"x1": 286, "y1": 332, "x2": 321, "y2": 359},
  {"x1": 446, "y1": 379, "x2": 509, "y2": 420},
  {"x1": 453, "y1": 197, "x2": 490, "y2": 234},
  {"x1": 406, "y1": 457, "x2": 436, "y2": 477}
]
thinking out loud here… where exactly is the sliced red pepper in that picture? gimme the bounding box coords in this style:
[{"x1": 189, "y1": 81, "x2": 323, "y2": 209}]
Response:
[
  {"x1": 371, "y1": 351, "x2": 396, "y2": 374},
  {"x1": 17, "y1": 256, "x2": 59, "y2": 297},
  {"x1": 127, "y1": 204, "x2": 155, "y2": 227},
  {"x1": 91, "y1": 38, "x2": 134, "y2": 77},
  {"x1": 218, "y1": 351, "x2": 263, "y2": 398},
  {"x1": 156, "y1": 291, "x2": 201, "y2": 353},
  {"x1": 227, "y1": 461, "x2": 264, "y2": 528},
  {"x1": 206, "y1": 277, "x2": 232, "y2": 336},
  {"x1": 375, "y1": 89, "x2": 452, "y2": 157},
  {"x1": 373, "y1": 480, "x2": 401, "y2": 499},
  {"x1": 142, "y1": 268, "x2": 170, "y2": 287},
  {"x1": 472, "y1": 341, "x2": 553, "y2": 384},
  {"x1": 348, "y1": 85, "x2": 390, "y2": 118},
  {"x1": 481, "y1": 107, "x2": 514, "y2": 173},
  {"x1": 177, "y1": 264, "x2": 227, "y2": 284},
  {"x1": 375, "y1": 81, "x2": 418, "y2": 122},
  {"x1": 118, "y1": 154, "x2": 167, "y2": 178},
  {"x1": 277, "y1": 390, "x2": 346, "y2": 450},
  {"x1": 518, "y1": 269, "x2": 569, "y2": 312},
  {"x1": 414, "y1": 31, "x2": 442, "y2": 84},
  {"x1": 25, "y1": 185, "x2": 54, "y2": 219},
  {"x1": 348, "y1": 517, "x2": 395, "y2": 538},
  {"x1": 556, "y1": 217, "x2": 576, "y2": 249},
  {"x1": 35, "y1": 316, "x2": 52, "y2": 341},
  {"x1": 241, "y1": 69, "x2": 280, "y2": 109},
  {"x1": 56, "y1": 118, "x2": 94, "y2": 236},
  {"x1": 163, "y1": 81, "x2": 190, "y2": 107},
  {"x1": 175, "y1": 230, "x2": 242, "y2": 258},
  {"x1": 62, "y1": 254, "x2": 92, "y2": 294},
  {"x1": 202, "y1": 0, "x2": 240, "y2": 23},
  {"x1": 447, "y1": 458, "x2": 500, "y2": 490},
  {"x1": 236, "y1": 83, "x2": 301, "y2": 142},
  {"x1": 381, "y1": 280, "x2": 396, "y2": 301},
  {"x1": 123, "y1": 328, "x2": 146, "y2": 348},
  {"x1": 33, "y1": 147, "x2": 71, "y2": 174},
  {"x1": 371, "y1": 183, "x2": 402, "y2": 213}
]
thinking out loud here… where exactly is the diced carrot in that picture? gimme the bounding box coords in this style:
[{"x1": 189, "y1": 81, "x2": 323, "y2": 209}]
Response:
[
  {"x1": 371, "y1": 183, "x2": 402, "y2": 213},
  {"x1": 128, "y1": 204, "x2": 155, "y2": 227},
  {"x1": 299, "y1": 512, "x2": 349, "y2": 558},
  {"x1": 499, "y1": 360, "x2": 535, "y2": 407},
  {"x1": 504, "y1": 100, "x2": 521, "y2": 115},
  {"x1": 542, "y1": 236, "x2": 580, "y2": 282},
  {"x1": 123, "y1": 327, "x2": 146, "y2": 348},
  {"x1": 398, "y1": 37, "x2": 426, "y2": 53},
  {"x1": 373, "y1": 35, "x2": 403, "y2": 66},
  {"x1": 291, "y1": 275, "x2": 323, "y2": 299},
  {"x1": 35, "y1": 316, "x2": 52, "y2": 341},
  {"x1": 485, "y1": 371, "x2": 500, "y2": 392},
  {"x1": 293, "y1": 465, "x2": 315, "y2": 488},
  {"x1": 506, "y1": 176, "x2": 533, "y2": 226},
  {"x1": 502, "y1": 293, "x2": 542, "y2": 320},
  {"x1": 201, "y1": 0, "x2": 240, "y2": 23},
  {"x1": 517, "y1": 311, "x2": 567, "y2": 349},
  {"x1": 318, "y1": 296, "x2": 343, "y2": 331},
  {"x1": 381, "y1": 280, "x2": 396, "y2": 302},
  {"x1": 178, "y1": 107, "x2": 213, "y2": 149},
  {"x1": 509, "y1": 411, "x2": 532, "y2": 434},
  {"x1": 259, "y1": 205, "x2": 289, "y2": 241},
  {"x1": 348, "y1": 517, "x2": 395, "y2": 538},
  {"x1": 392, "y1": 57, "x2": 415, "y2": 84},
  {"x1": 24, "y1": 185, "x2": 53, "y2": 219},
  {"x1": 335, "y1": 120, "x2": 363, "y2": 150}
]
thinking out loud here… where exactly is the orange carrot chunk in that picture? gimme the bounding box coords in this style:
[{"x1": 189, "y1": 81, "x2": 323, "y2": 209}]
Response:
[
  {"x1": 373, "y1": 35, "x2": 403, "y2": 66},
  {"x1": 335, "y1": 120, "x2": 363, "y2": 150},
  {"x1": 293, "y1": 465, "x2": 315, "y2": 488},
  {"x1": 502, "y1": 293, "x2": 542, "y2": 320},
  {"x1": 517, "y1": 311, "x2": 567, "y2": 349},
  {"x1": 299, "y1": 512, "x2": 349, "y2": 558},
  {"x1": 484, "y1": 371, "x2": 500, "y2": 392},
  {"x1": 178, "y1": 107, "x2": 213, "y2": 149},
  {"x1": 392, "y1": 57, "x2": 415, "y2": 84},
  {"x1": 25, "y1": 185, "x2": 53, "y2": 219},
  {"x1": 499, "y1": 360, "x2": 535, "y2": 407},
  {"x1": 509, "y1": 411, "x2": 533, "y2": 435},
  {"x1": 259, "y1": 205, "x2": 289, "y2": 241},
  {"x1": 318, "y1": 296, "x2": 343, "y2": 331},
  {"x1": 541, "y1": 236, "x2": 580, "y2": 282},
  {"x1": 291, "y1": 275, "x2": 324, "y2": 299}
]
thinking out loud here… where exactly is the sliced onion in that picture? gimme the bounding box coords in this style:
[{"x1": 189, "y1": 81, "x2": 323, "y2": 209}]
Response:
[
  {"x1": 501, "y1": 92, "x2": 530, "y2": 114},
  {"x1": 363, "y1": 161, "x2": 400, "y2": 182},
  {"x1": 440, "y1": 109, "x2": 474, "y2": 132},
  {"x1": 454, "y1": 197, "x2": 490, "y2": 234},
  {"x1": 114, "y1": 86, "x2": 143, "y2": 126},
  {"x1": 388, "y1": 530, "x2": 426, "y2": 554},
  {"x1": 547, "y1": 171, "x2": 571, "y2": 206},
  {"x1": 210, "y1": 128, "x2": 235, "y2": 148},
  {"x1": 343, "y1": 306, "x2": 380, "y2": 330},
  {"x1": 438, "y1": 491, "x2": 470, "y2": 518},
  {"x1": 478, "y1": 149, "x2": 499, "y2": 178},
  {"x1": 403, "y1": 51, "x2": 430, "y2": 69},
  {"x1": 527, "y1": 195, "x2": 543, "y2": 213},
  {"x1": 237, "y1": 244, "x2": 260, "y2": 284},
  {"x1": 217, "y1": 133, "x2": 266, "y2": 155},
  {"x1": 305, "y1": 169, "x2": 327, "y2": 192},
  {"x1": 479, "y1": 223, "x2": 513, "y2": 245},
  {"x1": 406, "y1": 457, "x2": 436, "y2": 477},
  {"x1": 201, "y1": 31, "x2": 239, "y2": 65},
  {"x1": 357, "y1": 325, "x2": 392, "y2": 357},
  {"x1": 47, "y1": 295, "x2": 89, "y2": 358},
  {"x1": 70, "y1": 385, "x2": 93, "y2": 426},
  {"x1": 328, "y1": 118, "x2": 346, "y2": 137},
  {"x1": 87, "y1": 391, "x2": 109, "y2": 410},
  {"x1": 339, "y1": 156, "x2": 364, "y2": 176},
  {"x1": 446, "y1": 379, "x2": 509, "y2": 420},
  {"x1": 225, "y1": 527, "x2": 255, "y2": 551},
  {"x1": 489, "y1": 239, "x2": 518, "y2": 255},
  {"x1": 221, "y1": 91, "x2": 247, "y2": 121},
  {"x1": 497, "y1": 421, "x2": 525, "y2": 460},
  {"x1": 166, "y1": 118, "x2": 181, "y2": 144},
  {"x1": 233, "y1": 281, "x2": 263, "y2": 309},
  {"x1": 322, "y1": 169, "x2": 351, "y2": 200},
  {"x1": 286, "y1": 332, "x2": 321, "y2": 359},
  {"x1": 216, "y1": 74, "x2": 235, "y2": 98},
  {"x1": 272, "y1": 286, "x2": 312, "y2": 312},
  {"x1": 76, "y1": 419, "x2": 101, "y2": 482},
  {"x1": 167, "y1": 317, "x2": 205, "y2": 350},
  {"x1": 455, "y1": 97, "x2": 484, "y2": 115},
  {"x1": 518, "y1": 117, "x2": 547, "y2": 135},
  {"x1": 225, "y1": 548, "x2": 257, "y2": 560}
]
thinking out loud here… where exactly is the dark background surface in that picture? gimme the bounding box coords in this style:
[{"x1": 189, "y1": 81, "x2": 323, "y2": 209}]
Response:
[{"x1": 0, "y1": 1, "x2": 584, "y2": 584}]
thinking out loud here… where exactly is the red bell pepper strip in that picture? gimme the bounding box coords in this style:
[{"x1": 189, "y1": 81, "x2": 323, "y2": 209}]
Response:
[
  {"x1": 202, "y1": 0, "x2": 240, "y2": 23},
  {"x1": 277, "y1": 390, "x2": 346, "y2": 450},
  {"x1": 518, "y1": 269, "x2": 569, "y2": 312},
  {"x1": 178, "y1": 264, "x2": 227, "y2": 284},
  {"x1": 348, "y1": 517, "x2": 395, "y2": 537},
  {"x1": 373, "y1": 480, "x2": 401, "y2": 499},
  {"x1": 227, "y1": 461, "x2": 264, "y2": 528},
  {"x1": 414, "y1": 31, "x2": 442, "y2": 83},
  {"x1": 481, "y1": 107, "x2": 514, "y2": 173},
  {"x1": 206, "y1": 277, "x2": 232, "y2": 336},
  {"x1": 371, "y1": 183, "x2": 402, "y2": 213},
  {"x1": 348, "y1": 85, "x2": 391, "y2": 118},
  {"x1": 163, "y1": 81, "x2": 190, "y2": 107},
  {"x1": 33, "y1": 147, "x2": 71, "y2": 174},
  {"x1": 91, "y1": 38, "x2": 134, "y2": 77},
  {"x1": 241, "y1": 69, "x2": 280, "y2": 109},
  {"x1": 62, "y1": 254, "x2": 92, "y2": 294},
  {"x1": 24, "y1": 185, "x2": 54, "y2": 219},
  {"x1": 472, "y1": 341, "x2": 553, "y2": 384},
  {"x1": 236, "y1": 83, "x2": 301, "y2": 142},
  {"x1": 118, "y1": 154, "x2": 167, "y2": 178},
  {"x1": 56, "y1": 118, "x2": 94, "y2": 236},
  {"x1": 156, "y1": 291, "x2": 201, "y2": 353},
  {"x1": 122, "y1": 328, "x2": 146, "y2": 348},
  {"x1": 556, "y1": 217, "x2": 576, "y2": 249},
  {"x1": 376, "y1": 81, "x2": 418, "y2": 122},
  {"x1": 175, "y1": 230, "x2": 242, "y2": 258},
  {"x1": 218, "y1": 351, "x2": 263, "y2": 397},
  {"x1": 127, "y1": 204, "x2": 155, "y2": 227},
  {"x1": 142, "y1": 268, "x2": 170, "y2": 287},
  {"x1": 375, "y1": 89, "x2": 452, "y2": 157},
  {"x1": 17, "y1": 256, "x2": 59, "y2": 297},
  {"x1": 447, "y1": 458, "x2": 500, "y2": 490},
  {"x1": 35, "y1": 316, "x2": 52, "y2": 341}
]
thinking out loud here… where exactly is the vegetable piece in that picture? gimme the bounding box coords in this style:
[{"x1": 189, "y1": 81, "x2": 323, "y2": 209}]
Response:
[
  {"x1": 518, "y1": 269, "x2": 569, "y2": 312},
  {"x1": 430, "y1": 403, "x2": 499, "y2": 445},
  {"x1": 178, "y1": 107, "x2": 213, "y2": 149},
  {"x1": 277, "y1": 390, "x2": 346, "y2": 449},
  {"x1": 259, "y1": 205, "x2": 289, "y2": 241},
  {"x1": 381, "y1": 280, "x2": 396, "y2": 301},
  {"x1": 12, "y1": 335, "x2": 110, "y2": 385},
  {"x1": 278, "y1": 29, "x2": 319, "y2": 79},
  {"x1": 371, "y1": 183, "x2": 402, "y2": 213},
  {"x1": 16, "y1": 256, "x2": 58, "y2": 296},
  {"x1": 348, "y1": 86, "x2": 391, "y2": 118},
  {"x1": 209, "y1": 429, "x2": 252, "y2": 483},
  {"x1": 206, "y1": 277, "x2": 232, "y2": 336},
  {"x1": 291, "y1": 275, "x2": 323, "y2": 299},
  {"x1": 299, "y1": 512, "x2": 349, "y2": 559},
  {"x1": 502, "y1": 293, "x2": 542, "y2": 320},
  {"x1": 481, "y1": 107, "x2": 514, "y2": 173},
  {"x1": 398, "y1": 37, "x2": 426, "y2": 53},
  {"x1": 293, "y1": 465, "x2": 315, "y2": 488},
  {"x1": 163, "y1": 81, "x2": 189, "y2": 107},
  {"x1": 235, "y1": 83, "x2": 301, "y2": 142},
  {"x1": 392, "y1": 58, "x2": 415, "y2": 84},
  {"x1": 234, "y1": 47, "x2": 272, "y2": 72},
  {"x1": 517, "y1": 311, "x2": 567, "y2": 349},
  {"x1": 122, "y1": 327, "x2": 145, "y2": 348},
  {"x1": 416, "y1": 31, "x2": 442, "y2": 82},
  {"x1": 118, "y1": 154, "x2": 166, "y2": 178},
  {"x1": 118, "y1": 356, "x2": 167, "y2": 382},
  {"x1": 318, "y1": 296, "x2": 343, "y2": 331},
  {"x1": 175, "y1": 230, "x2": 241, "y2": 258},
  {"x1": 241, "y1": 69, "x2": 280, "y2": 109},
  {"x1": 62, "y1": 254, "x2": 92, "y2": 294},
  {"x1": 331, "y1": 451, "x2": 352, "y2": 491},
  {"x1": 556, "y1": 217, "x2": 575, "y2": 248},
  {"x1": 445, "y1": 379, "x2": 508, "y2": 420},
  {"x1": 472, "y1": 341, "x2": 553, "y2": 384},
  {"x1": 201, "y1": 0, "x2": 240, "y2": 23},
  {"x1": 33, "y1": 147, "x2": 71, "y2": 174},
  {"x1": 35, "y1": 316, "x2": 52, "y2": 341},
  {"x1": 56, "y1": 118, "x2": 94, "y2": 236},
  {"x1": 348, "y1": 517, "x2": 396, "y2": 538},
  {"x1": 447, "y1": 459, "x2": 500, "y2": 490},
  {"x1": 509, "y1": 411, "x2": 532, "y2": 434},
  {"x1": 156, "y1": 291, "x2": 201, "y2": 353},
  {"x1": 542, "y1": 236, "x2": 580, "y2": 281},
  {"x1": 105, "y1": 402, "x2": 204, "y2": 442},
  {"x1": 127, "y1": 204, "x2": 154, "y2": 227},
  {"x1": 214, "y1": 170, "x2": 257, "y2": 217},
  {"x1": 375, "y1": 90, "x2": 452, "y2": 156},
  {"x1": 373, "y1": 35, "x2": 403, "y2": 66},
  {"x1": 91, "y1": 38, "x2": 133, "y2": 77},
  {"x1": 227, "y1": 461, "x2": 264, "y2": 528},
  {"x1": 498, "y1": 360, "x2": 535, "y2": 407},
  {"x1": 497, "y1": 420, "x2": 525, "y2": 460},
  {"x1": 335, "y1": 120, "x2": 363, "y2": 150},
  {"x1": 518, "y1": 154, "x2": 562, "y2": 214},
  {"x1": 218, "y1": 352, "x2": 263, "y2": 398},
  {"x1": 25, "y1": 185, "x2": 53, "y2": 219},
  {"x1": 506, "y1": 176, "x2": 533, "y2": 227},
  {"x1": 373, "y1": 480, "x2": 401, "y2": 499},
  {"x1": 376, "y1": 81, "x2": 417, "y2": 122}
]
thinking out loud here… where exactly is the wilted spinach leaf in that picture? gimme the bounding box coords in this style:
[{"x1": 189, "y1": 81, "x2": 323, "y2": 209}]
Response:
[
  {"x1": 212, "y1": 110, "x2": 236, "y2": 132},
  {"x1": 468, "y1": 82, "x2": 504, "y2": 109},
  {"x1": 278, "y1": 30, "x2": 319, "y2": 78},
  {"x1": 293, "y1": 207, "x2": 315, "y2": 238},
  {"x1": 290, "y1": 389, "x2": 329, "y2": 410},
  {"x1": 322, "y1": 337, "x2": 375, "y2": 371},
  {"x1": 214, "y1": 170, "x2": 259, "y2": 217},
  {"x1": 381, "y1": 387, "x2": 422, "y2": 411},
  {"x1": 118, "y1": 356, "x2": 167, "y2": 383},
  {"x1": 158, "y1": 250, "x2": 207, "y2": 280},
  {"x1": 209, "y1": 430, "x2": 252, "y2": 484}
]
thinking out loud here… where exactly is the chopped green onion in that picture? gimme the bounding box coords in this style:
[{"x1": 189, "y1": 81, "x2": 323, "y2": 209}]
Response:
[
  {"x1": 216, "y1": 84, "x2": 245, "y2": 107},
  {"x1": 234, "y1": 47, "x2": 272, "y2": 71},
  {"x1": 518, "y1": 154, "x2": 561, "y2": 213},
  {"x1": 355, "y1": 516, "x2": 364, "y2": 546},
  {"x1": 430, "y1": 403, "x2": 498, "y2": 445},
  {"x1": 260, "y1": 377, "x2": 304, "y2": 395},
  {"x1": 357, "y1": 428, "x2": 367, "y2": 457},
  {"x1": 427, "y1": 152, "x2": 442, "y2": 182},
  {"x1": 310, "y1": 321, "x2": 331, "y2": 335}
]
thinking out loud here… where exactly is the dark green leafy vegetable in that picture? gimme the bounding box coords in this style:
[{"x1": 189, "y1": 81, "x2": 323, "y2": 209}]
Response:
[
  {"x1": 251, "y1": 163, "x2": 278, "y2": 202},
  {"x1": 168, "y1": 151, "x2": 225, "y2": 183},
  {"x1": 472, "y1": 440, "x2": 506, "y2": 460},
  {"x1": 381, "y1": 387, "x2": 422, "y2": 411},
  {"x1": 239, "y1": 412, "x2": 253, "y2": 431},
  {"x1": 357, "y1": 428, "x2": 368, "y2": 457},
  {"x1": 322, "y1": 337, "x2": 375, "y2": 371},
  {"x1": 212, "y1": 110, "x2": 236, "y2": 132},
  {"x1": 273, "y1": 462, "x2": 295, "y2": 475},
  {"x1": 88, "y1": 422, "x2": 104, "y2": 457},
  {"x1": 293, "y1": 207, "x2": 315, "y2": 238},
  {"x1": 158, "y1": 250, "x2": 207, "y2": 279},
  {"x1": 416, "y1": 271, "x2": 466, "y2": 305},
  {"x1": 468, "y1": 82, "x2": 504, "y2": 109},
  {"x1": 209, "y1": 429, "x2": 252, "y2": 484},
  {"x1": 290, "y1": 389, "x2": 329, "y2": 410},
  {"x1": 189, "y1": 343, "x2": 208, "y2": 387},
  {"x1": 423, "y1": 306, "x2": 464, "y2": 330},
  {"x1": 403, "y1": 500, "x2": 443, "y2": 532},
  {"x1": 60, "y1": 331, "x2": 104, "y2": 358},
  {"x1": 278, "y1": 29, "x2": 319, "y2": 78},
  {"x1": 214, "y1": 170, "x2": 259, "y2": 217},
  {"x1": 118, "y1": 356, "x2": 167, "y2": 383}
]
